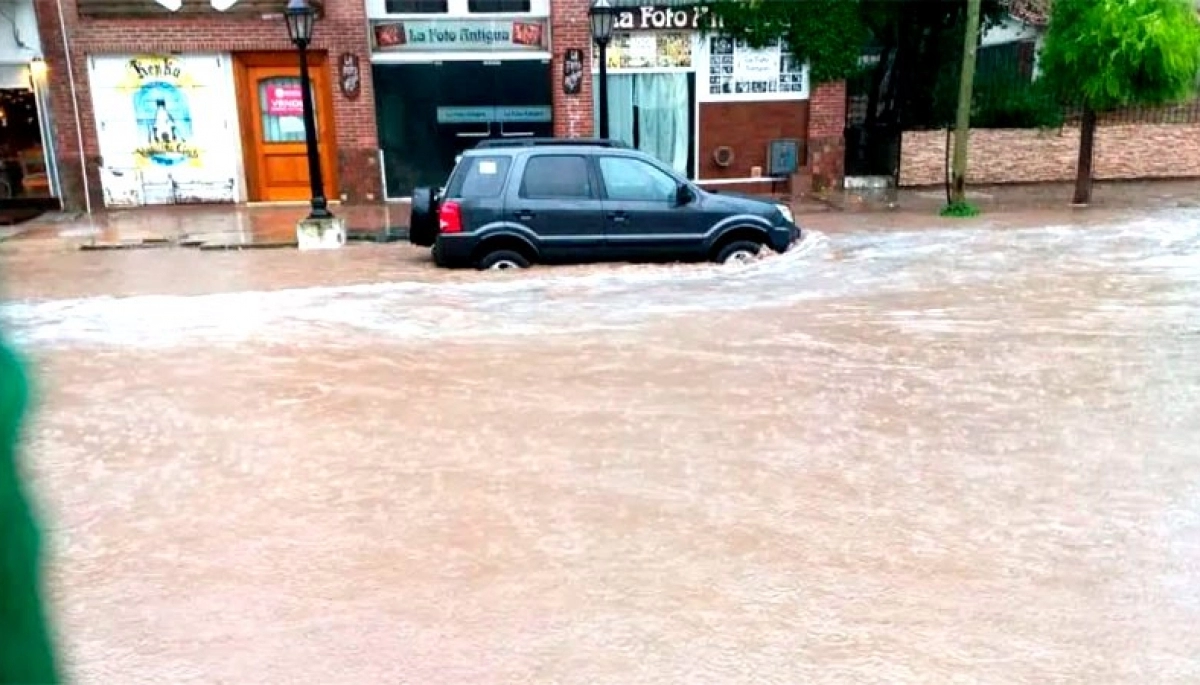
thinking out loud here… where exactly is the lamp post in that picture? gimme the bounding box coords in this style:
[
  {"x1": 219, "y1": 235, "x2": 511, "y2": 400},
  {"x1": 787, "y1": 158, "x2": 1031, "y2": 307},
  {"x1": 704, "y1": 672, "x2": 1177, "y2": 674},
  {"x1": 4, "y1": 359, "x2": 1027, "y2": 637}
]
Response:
[
  {"x1": 284, "y1": 0, "x2": 332, "y2": 220},
  {"x1": 589, "y1": 0, "x2": 615, "y2": 139}
]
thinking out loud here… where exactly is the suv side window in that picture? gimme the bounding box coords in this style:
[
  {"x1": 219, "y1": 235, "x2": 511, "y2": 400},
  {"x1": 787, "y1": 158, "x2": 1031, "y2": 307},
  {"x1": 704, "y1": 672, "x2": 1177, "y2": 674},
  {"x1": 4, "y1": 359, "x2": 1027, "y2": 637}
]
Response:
[
  {"x1": 598, "y1": 156, "x2": 678, "y2": 203},
  {"x1": 519, "y1": 155, "x2": 595, "y2": 200},
  {"x1": 444, "y1": 155, "x2": 511, "y2": 198}
]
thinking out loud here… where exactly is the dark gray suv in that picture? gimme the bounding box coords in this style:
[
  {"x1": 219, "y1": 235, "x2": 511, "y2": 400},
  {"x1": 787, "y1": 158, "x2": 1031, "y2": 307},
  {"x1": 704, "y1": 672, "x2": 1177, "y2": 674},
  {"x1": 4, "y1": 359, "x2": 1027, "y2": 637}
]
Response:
[{"x1": 409, "y1": 139, "x2": 801, "y2": 270}]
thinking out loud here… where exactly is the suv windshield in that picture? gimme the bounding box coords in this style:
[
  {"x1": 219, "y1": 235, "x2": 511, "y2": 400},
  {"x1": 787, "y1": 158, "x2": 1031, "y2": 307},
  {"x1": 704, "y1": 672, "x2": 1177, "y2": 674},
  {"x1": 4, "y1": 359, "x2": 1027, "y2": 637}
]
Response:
[{"x1": 444, "y1": 155, "x2": 512, "y2": 198}]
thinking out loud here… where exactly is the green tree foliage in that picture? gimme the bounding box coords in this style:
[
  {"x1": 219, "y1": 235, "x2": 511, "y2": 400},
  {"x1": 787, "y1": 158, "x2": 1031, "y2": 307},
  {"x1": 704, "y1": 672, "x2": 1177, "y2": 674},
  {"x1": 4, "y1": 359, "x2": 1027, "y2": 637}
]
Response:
[
  {"x1": 1039, "y1": 0, "x2": 1200, "y2": 110},
  {"x1": 693, "y1": 0, "x2": 865, "y2": 83},
  {"x1": 1038, "y1": 0, "x2": 1200, "y2": 202}
]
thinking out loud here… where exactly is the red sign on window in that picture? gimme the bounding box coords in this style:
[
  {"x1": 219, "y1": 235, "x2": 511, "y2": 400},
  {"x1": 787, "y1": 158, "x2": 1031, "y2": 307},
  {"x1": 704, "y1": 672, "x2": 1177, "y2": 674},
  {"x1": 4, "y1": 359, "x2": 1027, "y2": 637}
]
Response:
[{"x1": 265, "y1": 83, "x2": 303, "y2": 116}]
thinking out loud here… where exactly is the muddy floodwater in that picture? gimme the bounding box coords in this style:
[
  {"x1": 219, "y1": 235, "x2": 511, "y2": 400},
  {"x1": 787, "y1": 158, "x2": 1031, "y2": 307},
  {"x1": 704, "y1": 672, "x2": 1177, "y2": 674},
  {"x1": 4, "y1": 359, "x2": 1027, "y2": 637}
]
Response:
[{"x1": 3, "y1": 210, "x2": 1200, "y2": 684}]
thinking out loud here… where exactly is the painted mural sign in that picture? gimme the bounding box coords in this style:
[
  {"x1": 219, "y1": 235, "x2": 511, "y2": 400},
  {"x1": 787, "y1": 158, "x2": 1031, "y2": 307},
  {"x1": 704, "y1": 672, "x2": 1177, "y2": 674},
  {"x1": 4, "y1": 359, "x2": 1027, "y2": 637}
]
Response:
[{"x1": 118, "y1": 55, "x2": 201, "y2": 168}]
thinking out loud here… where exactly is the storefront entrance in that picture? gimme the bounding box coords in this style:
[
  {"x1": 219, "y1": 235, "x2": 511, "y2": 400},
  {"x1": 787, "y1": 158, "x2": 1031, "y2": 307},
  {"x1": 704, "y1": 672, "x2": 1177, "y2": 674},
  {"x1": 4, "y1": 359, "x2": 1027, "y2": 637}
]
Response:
[
  {"x1": 374, "y1": 60, "x2": 552, "y2": 198},
  {"x1": 233, "y1": 52, "x2": 338, "y2": 202},
  {"x1": 0, "y1": 64, "x2": 58, "y2": 213}
]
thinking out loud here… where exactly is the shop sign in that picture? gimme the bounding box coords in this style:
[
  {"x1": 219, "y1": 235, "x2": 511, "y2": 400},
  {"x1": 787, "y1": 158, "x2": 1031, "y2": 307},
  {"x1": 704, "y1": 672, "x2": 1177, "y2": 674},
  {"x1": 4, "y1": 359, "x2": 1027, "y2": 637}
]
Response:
[
  {"x1": 117, "y1": 55, "x2": 202, "y2": 168},
  {"x1": 339, "y1": 53, "x2": 362, "y2": 101},
  {"x1": 265, "y1": 83, "x2": 303, "y2": 116},
  {"x1": 373, "y1": 19, "x2": 546, "y2": 52},
  {"x1": 435, "y1": 106, "x2": 552, "y2": 124},
  {"x1": 613, "y1": 5, "x2": 713, "y2": 31},
  {"x1": 562, "y1": 48, "x2": 584, "y2": 95}
]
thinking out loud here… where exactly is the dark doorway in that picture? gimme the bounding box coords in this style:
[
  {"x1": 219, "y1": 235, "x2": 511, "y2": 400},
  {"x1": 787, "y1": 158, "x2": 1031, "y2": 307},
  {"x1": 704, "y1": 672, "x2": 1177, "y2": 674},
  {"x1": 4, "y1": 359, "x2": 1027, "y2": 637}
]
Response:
[{"x1": 0, "y1": 87, "x2": 52, "y2": 204}]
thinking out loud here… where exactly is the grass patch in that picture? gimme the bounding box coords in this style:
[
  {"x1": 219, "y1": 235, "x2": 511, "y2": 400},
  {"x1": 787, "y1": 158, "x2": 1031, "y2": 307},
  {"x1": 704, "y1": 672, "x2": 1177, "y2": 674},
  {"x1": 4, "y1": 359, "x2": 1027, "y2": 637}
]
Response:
[{"x1": 939, "y1": 201, "x2": 981, "y2": 218}]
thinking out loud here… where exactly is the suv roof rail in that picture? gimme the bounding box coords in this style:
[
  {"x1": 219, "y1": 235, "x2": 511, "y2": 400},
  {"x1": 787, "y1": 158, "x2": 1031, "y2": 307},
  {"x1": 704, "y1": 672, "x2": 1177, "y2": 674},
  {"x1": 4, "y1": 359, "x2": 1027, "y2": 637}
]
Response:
[{"x1": 474, "y1": 138, "x2": 631, "y2": 150}]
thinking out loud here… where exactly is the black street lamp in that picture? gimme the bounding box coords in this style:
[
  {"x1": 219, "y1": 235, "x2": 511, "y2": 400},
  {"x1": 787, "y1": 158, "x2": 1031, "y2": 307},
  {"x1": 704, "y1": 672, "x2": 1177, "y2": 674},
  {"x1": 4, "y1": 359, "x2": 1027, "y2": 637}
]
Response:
[
  {"x1": 285, "y1": 0, "x2": 332, "y2": 220},
  {"x1": 589, "y1": 0, "x2": 616, "y2": 139}
]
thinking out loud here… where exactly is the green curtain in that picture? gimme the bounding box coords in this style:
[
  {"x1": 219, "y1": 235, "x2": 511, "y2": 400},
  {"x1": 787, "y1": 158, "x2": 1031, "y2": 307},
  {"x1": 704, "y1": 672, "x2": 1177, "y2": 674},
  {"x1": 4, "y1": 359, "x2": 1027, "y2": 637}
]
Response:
[{"x1": 0, "y1": 335, "x2": 60, "y2": 684}]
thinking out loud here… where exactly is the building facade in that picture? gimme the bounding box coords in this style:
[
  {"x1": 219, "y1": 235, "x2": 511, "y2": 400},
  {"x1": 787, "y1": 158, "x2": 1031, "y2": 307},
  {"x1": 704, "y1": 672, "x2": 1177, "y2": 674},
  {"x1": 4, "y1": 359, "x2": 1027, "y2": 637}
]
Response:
[
  {"x1": 26, "y1": 0, "x2": 848, "y2": 212},
  {"x1": 32, "y1": 0, "x2": 379, "y2": 211},
  {"x1": 368, "y1": 0, "x2": 554, "y2": 200},
  {"x1": 551, "y1": 0, "x2": 846, "y2": 195}
]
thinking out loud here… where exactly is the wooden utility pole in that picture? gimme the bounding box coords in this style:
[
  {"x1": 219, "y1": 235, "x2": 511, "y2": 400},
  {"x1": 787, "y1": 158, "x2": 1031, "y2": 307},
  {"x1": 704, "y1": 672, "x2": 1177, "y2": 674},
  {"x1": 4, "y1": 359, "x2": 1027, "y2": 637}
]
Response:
[{"x1": 950, "y1": 0, "x2": 982, "y2": 204}]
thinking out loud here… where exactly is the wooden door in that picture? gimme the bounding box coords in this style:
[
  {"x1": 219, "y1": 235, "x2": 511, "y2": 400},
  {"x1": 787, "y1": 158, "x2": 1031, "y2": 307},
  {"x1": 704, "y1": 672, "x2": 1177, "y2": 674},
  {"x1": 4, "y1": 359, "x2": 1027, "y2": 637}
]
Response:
[{"x1": 235, "y1": 53, "x2": 338, "y2": 202}]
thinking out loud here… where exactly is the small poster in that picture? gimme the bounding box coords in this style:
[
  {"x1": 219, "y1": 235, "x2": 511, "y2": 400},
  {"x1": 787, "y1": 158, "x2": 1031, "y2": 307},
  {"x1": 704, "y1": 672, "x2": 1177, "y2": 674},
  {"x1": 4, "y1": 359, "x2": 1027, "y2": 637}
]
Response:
[
  {"x1": 627, "y1": 33, "x2": 657, "y2": 66},
  {"x1": 562, "y1": 48, "x2": 583, "y2": 95},
  {"x1": 265, "y1": 83, "x2": 303, "y2": 116}
]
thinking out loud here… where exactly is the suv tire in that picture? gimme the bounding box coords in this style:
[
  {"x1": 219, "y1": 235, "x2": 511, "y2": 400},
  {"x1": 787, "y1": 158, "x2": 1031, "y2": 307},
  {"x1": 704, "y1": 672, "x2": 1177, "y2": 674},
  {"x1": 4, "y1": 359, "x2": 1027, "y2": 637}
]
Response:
[
  {"x1": 714, "y1": 239, "x2": 763, "y2": 265},
  {"x1": 477, "y1": 250, "x2": 531, "y2": 271}
]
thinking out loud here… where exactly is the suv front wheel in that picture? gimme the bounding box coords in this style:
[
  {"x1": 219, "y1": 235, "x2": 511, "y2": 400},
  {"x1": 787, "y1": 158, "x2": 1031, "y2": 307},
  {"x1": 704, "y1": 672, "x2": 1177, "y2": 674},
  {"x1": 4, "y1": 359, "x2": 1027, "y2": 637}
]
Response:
[
  {"x1": 477, "y1": 250, "x2": 531, "y2": 271},
  {"x1": 714, "y1": 239, "x2": 763, "y2": 266}
]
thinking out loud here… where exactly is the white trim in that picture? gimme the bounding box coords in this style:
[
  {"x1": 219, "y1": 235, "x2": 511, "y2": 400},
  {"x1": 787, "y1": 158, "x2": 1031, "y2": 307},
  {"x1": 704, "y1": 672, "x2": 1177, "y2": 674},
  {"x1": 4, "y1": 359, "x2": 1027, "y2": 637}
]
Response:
[
  {"x1": 365, "y1": 0, "x2": 549, "y2": 19},
  {"x1": 696, "y1": 176, "x2": 783, "y2": 186},
  {"x1": 692, "y1": 69, "x2": 700, "y2": 180},
  {"x1": 590, "y1": 67, "x2": 694, "y2": 75},
  {"x1": 371, "y1": 50, "x2": 552, "y2": 62}
]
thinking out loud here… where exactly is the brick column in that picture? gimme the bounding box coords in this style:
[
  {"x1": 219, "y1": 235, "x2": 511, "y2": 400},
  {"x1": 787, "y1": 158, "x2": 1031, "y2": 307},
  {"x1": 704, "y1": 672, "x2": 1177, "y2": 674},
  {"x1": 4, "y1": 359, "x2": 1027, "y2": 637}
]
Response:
[
  {"x1": 806, "y1": 80, "x2": 846, "y2": 192},
  {"x1": 551, "y1": 0, "x2": 594, "y2": 138},
  {"x1": 32, "y1": 0, "x2": 89, "y2": 211}
]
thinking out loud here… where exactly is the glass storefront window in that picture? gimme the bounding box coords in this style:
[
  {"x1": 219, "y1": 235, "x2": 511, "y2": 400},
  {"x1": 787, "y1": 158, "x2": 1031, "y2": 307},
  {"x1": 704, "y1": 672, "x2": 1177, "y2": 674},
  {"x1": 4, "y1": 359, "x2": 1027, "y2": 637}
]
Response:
[
  {"x1": 257, "y1": 77, "x2": 316, "y2": 144},
  {"x1": 468, "y1": 0, "x2": 530, "y2": 11},
  {"x1": 385, "y1": 0, "x2": 448, "y2": 12},
  {"x1": 374, "y1": 60, "x2": 552, "y2": 198}
]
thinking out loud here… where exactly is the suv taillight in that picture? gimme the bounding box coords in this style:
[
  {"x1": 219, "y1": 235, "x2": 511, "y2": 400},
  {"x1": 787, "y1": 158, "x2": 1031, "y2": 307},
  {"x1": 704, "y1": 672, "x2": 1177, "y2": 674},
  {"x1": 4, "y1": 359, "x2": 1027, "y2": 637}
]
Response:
[{"x1": 438, "y1": 200, "x2": 462, "y2": 234}]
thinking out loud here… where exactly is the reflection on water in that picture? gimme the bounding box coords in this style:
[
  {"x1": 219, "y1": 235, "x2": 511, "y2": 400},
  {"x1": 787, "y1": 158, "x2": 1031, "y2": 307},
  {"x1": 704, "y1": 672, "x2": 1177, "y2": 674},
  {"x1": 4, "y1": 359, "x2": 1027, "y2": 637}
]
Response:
[{"x1": 5, "y1": 210, "x2": 1200, "y2": 684}]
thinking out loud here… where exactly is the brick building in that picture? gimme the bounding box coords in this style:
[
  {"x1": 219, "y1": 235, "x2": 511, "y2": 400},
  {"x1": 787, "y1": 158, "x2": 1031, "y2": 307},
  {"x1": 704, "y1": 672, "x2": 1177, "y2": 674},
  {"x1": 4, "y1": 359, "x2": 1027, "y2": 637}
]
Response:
[
  {"x1": 26, "y1": 0, "x2": 847, "y2": 211},
  {"x1": 366, "y1": 0, "x2": 844, "y2": 199},
  {"x1": 551, "y1": 0, "x2": 846, "y2": 195},
  {"x1": 32, "y1": 0, "x2": 379, "y2": 211}
]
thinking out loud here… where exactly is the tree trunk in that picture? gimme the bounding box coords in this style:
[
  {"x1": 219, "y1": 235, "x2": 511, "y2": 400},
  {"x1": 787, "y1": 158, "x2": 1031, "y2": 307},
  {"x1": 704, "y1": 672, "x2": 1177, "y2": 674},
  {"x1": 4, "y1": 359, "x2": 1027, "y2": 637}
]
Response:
[
  {"x1": 1073, "y1": 106, "x2": 1097, "y2": 205},
  {"x1": 950, "y1": 0, "x2": 982, "y2": 204}
]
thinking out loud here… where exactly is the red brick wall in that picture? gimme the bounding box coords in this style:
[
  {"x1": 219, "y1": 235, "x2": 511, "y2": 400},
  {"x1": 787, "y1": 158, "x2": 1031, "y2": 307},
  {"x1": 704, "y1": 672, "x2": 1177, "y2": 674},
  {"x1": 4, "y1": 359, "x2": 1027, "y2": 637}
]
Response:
[
  {"x1": 698, "y1": 101, "x2": 808, "y2": 180},
  {"x1": 899, "y1": 124, "x2": 1200, "y2": 186},
  {"x1": 551, "y1": 0, "x2": 593, "y2": 137},
  {"x1": 806, "y1": 80, "x2": 846, "y2": 191},
  {"x1": 33, "y1": 0, "x2": 378, "y2": 211}
]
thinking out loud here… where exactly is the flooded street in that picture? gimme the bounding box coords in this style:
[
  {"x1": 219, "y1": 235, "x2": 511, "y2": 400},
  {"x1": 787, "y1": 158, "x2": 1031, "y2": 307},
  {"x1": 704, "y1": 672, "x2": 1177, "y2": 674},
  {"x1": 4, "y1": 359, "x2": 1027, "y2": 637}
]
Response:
[{"x1": 3, "y1": 209, "x2": 1200, "y2": 684}]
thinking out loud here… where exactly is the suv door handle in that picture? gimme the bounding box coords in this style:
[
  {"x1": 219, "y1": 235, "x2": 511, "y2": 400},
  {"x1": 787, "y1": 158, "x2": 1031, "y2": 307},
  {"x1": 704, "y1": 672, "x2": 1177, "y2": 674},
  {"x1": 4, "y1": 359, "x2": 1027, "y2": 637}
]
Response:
[
  {"x1": 514, "y1": 210, "x2": 535, "y2": 221},
  {"x1": 608, "y1": 212, "x2": 627, "y2": 223}
]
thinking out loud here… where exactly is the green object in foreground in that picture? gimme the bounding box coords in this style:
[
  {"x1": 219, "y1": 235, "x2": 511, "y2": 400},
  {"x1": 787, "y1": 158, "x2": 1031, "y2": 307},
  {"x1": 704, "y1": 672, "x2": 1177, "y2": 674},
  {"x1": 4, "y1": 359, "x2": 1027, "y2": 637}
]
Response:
[{"x1": 0, "y1": 337, "x2": 60, "y2": 684}]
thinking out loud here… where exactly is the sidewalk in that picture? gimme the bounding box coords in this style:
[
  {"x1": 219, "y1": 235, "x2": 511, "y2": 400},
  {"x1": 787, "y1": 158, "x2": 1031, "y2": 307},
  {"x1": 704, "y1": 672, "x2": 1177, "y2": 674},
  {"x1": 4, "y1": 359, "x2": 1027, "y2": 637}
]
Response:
[
  {"x1": 3, "y1": 178, "x2": 1197, "y2": 252},
  {"x1": 0, "y1": 203, "x2": 411, "y2": 251}
]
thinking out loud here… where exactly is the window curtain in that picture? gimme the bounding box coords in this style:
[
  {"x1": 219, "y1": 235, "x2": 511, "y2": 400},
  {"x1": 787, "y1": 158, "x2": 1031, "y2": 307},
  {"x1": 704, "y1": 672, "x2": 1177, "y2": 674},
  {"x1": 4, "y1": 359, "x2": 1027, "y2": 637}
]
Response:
[
  {"x1": 634, "y1": 73, "x2": 688, "y2": 175},
  {"x1": 597, "y1": 74, "x2": 636, "y2": 149},
  {"x1": 595, "y1": 72, "x2": 689, "y2": 175}
]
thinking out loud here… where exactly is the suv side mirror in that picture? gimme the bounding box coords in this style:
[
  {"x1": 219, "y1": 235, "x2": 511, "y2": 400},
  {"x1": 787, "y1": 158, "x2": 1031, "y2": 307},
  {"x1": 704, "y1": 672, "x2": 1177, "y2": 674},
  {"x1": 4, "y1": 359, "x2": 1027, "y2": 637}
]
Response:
[{"x1": 675, "y1": 183, "x2": 694, "y2": 206}]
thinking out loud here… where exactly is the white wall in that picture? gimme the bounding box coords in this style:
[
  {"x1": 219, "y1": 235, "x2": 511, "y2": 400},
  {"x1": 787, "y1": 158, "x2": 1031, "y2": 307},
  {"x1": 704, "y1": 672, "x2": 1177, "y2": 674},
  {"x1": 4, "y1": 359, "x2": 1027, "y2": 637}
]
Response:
[
  {"x1": 0, "y1": 0, "x2": 40, "y2": 61},
  {"x1": 980, "y1": 16, "x2": 1040, "y2": 48},
  {"x1": 88, "y1": 54, "x2": 245, "y2": 206},
  {"x1": 0, "y1": 0, "x2": 40, "y2": 87}
]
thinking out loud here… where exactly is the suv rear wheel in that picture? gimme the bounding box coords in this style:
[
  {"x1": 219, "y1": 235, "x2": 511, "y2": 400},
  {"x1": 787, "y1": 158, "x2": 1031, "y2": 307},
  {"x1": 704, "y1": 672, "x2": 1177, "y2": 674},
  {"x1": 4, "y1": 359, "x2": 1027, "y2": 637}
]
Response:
[
  {"x1": 477, "y1": 250, "x2": 531, "y2": 271},
  {"x1": 714, "y1": 239, "x2": 763, "y2": 266}
]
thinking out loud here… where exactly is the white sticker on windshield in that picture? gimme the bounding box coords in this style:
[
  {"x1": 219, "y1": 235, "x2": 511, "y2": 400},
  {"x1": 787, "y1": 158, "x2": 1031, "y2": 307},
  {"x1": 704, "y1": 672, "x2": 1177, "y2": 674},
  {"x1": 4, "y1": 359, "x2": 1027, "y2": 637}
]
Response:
[{"x1": 478, "y1": 160, "x2": 498, "y2": 175}]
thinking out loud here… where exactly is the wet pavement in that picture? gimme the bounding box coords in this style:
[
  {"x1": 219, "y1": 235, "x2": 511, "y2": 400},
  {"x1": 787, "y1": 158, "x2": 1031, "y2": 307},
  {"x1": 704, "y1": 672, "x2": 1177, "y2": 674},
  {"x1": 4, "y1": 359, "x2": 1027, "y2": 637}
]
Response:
[{"x1": 2, "y1": 206, "x2": 1200, "y2": 683}]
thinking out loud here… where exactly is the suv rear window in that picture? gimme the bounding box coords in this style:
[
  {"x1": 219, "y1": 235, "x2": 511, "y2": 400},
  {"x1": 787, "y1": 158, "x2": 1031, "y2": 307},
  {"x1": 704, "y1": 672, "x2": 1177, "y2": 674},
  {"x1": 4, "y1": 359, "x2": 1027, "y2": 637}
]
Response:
[{"x1": 444, "y1": 155, "x2": 512, "y2": 199}]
